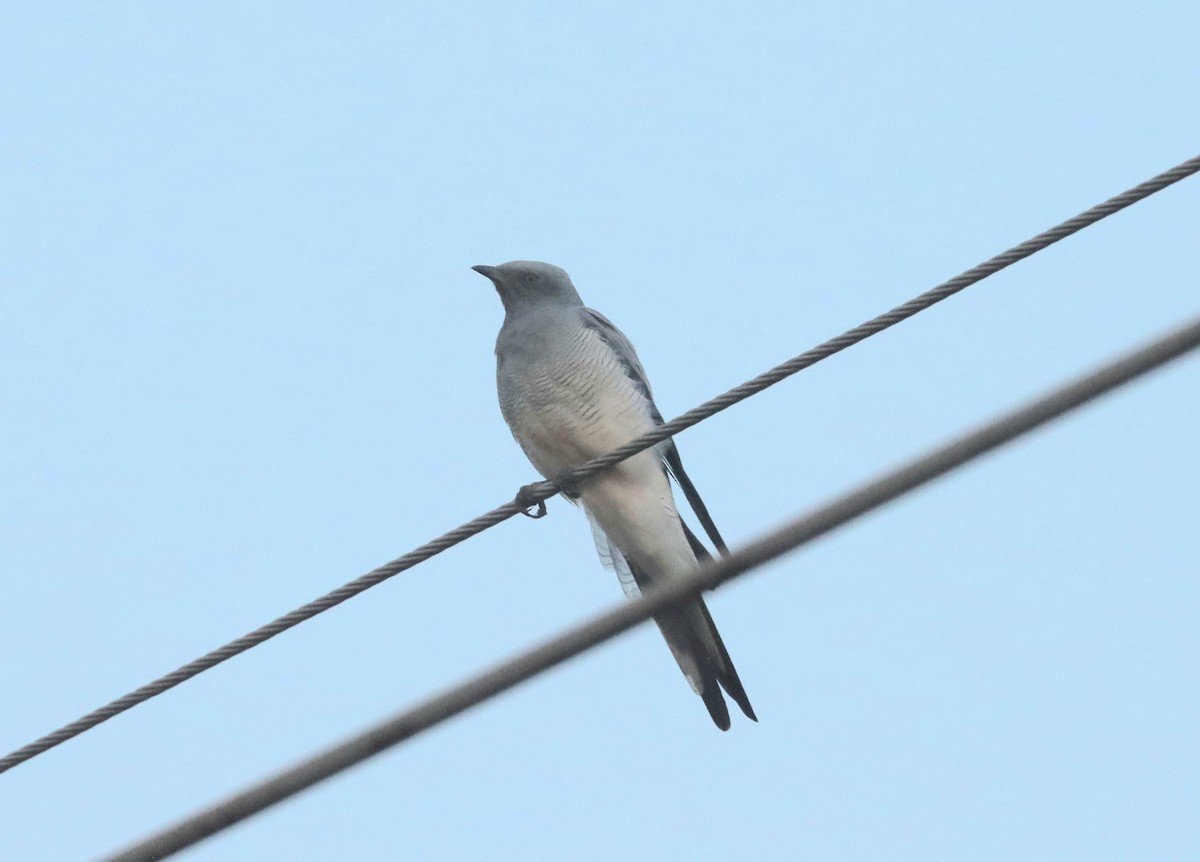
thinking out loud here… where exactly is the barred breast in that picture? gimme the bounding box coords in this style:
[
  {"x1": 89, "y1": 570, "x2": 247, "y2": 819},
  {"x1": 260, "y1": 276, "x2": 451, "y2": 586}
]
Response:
[{"x1": 497, "y1": 310, "x2": 660, "y2": 483}]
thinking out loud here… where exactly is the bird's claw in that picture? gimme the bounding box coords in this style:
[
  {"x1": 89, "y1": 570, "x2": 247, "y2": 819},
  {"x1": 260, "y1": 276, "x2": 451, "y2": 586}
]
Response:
[{"x1": 515, "y1": 484, "x2": 548, "y2": 519}]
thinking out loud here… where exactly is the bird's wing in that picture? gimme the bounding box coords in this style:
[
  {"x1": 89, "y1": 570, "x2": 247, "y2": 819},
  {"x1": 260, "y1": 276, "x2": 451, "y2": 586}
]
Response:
[
  {"x1": 580, "y1": 308, "x2": 657, "y2": 406},
  {"x1": 580, "y1": 308, "x2": 727, "y2": 553}
]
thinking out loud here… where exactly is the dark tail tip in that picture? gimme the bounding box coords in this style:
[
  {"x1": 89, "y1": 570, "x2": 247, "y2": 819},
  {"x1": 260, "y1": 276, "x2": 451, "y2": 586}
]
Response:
[
  {"x1": 723, "y1": 679, "x2": 757, "y2": 722},
  {"x1": 694, "y1": 598, "x2": 757, "y2": 723},
  {"x1": 700, "y1": 684, "x2": 731, "y2": 731}
]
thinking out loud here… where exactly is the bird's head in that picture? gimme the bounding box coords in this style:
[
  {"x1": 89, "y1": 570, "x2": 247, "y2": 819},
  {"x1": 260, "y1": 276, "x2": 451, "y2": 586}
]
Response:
[{"x1": 472, "y1": 260, "x2": 583, "y2": 315}]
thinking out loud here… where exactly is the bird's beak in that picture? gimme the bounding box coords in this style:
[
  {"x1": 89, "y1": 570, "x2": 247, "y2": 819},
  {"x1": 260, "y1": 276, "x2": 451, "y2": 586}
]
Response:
[{"x1": 471, "y1": 264, "x2": 501, "y2": 282}]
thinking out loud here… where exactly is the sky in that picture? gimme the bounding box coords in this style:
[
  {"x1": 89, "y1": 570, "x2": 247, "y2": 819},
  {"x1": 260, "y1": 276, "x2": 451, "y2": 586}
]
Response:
[{"x1": 1, "y1": 3, "x2": 1198, "y2": 860}]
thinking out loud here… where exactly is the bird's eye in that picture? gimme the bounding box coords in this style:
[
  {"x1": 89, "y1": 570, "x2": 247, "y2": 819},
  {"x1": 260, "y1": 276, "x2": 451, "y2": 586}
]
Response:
[{"x1": 524, "y1": 273, "x2": 539, "y2": 283}]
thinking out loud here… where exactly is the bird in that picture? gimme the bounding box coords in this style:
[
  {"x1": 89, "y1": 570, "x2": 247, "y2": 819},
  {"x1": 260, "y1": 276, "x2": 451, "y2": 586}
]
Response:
[{"x1": 473, "y1": 260, "x2": 756, "y2": 730}]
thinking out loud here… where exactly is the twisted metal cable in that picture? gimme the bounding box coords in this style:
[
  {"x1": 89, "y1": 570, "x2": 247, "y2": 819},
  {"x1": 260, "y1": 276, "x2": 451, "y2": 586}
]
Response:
[
  {"x1": 102, "y1": 313, "x2": 1200, "y2": 862},
  {"x1": 3, "y1": 153, "x2": 1198, "y2": 776}
]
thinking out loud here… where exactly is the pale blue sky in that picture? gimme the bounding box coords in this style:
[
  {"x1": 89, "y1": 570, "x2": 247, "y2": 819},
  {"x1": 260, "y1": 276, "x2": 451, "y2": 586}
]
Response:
[{"x1": 2, "y1": 3, "x2": 1198, "y2": 860}]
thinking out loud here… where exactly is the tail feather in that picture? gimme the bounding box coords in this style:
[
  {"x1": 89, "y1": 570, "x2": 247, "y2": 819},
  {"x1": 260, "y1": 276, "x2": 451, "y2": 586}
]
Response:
[
  {"x1": 696, "y1": 598, "x2": 757, "y2": 722},
  {"x1": 681, "y1": 521, "x2": 757, "y2": 721},
  {"x1": 626, "y1": 547, "x2": 754, "y2": 730},
  {"x1": 656, "y1": 602, "x2": 733, "y2": 731},
  {"x1": 698, "y1": 670, "x2": 732, "y2": 731},
  {"x1": 583, "y1": 502, "x2": 755, "y2": 730}
]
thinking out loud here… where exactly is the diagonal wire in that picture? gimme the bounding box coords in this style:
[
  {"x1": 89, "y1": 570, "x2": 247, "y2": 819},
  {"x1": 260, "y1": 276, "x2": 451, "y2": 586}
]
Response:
[
  {"x1": 101, "y1": 314, "x2": 1200, "y2": 862},
  {"x1": 3, "y1": 154, "x2": 1199, "y2": 776}
]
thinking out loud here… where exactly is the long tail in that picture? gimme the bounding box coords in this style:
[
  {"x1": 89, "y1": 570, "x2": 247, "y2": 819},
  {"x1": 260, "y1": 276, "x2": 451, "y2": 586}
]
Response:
[
  {"x1": 630, "y1": 540, "x2": 756, "y2": 730},
  {"x1": 694, "y1": 597, "x2": 756, "y2": 722},
  {"x1": 585, "y1": 508, "x2": 755, "y2": 730},
  {"x1": 679, "y1": 521, "x2": 756, "y2": 727},
  {"x1": 645, "y1": 588, "x2": 756, "y2": 731}
]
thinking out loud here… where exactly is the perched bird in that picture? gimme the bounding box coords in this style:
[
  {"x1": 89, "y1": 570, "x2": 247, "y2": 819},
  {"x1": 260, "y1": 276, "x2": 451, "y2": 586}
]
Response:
[{"x1": 474, "y1": 260, "x2": 756, "y2": 730}]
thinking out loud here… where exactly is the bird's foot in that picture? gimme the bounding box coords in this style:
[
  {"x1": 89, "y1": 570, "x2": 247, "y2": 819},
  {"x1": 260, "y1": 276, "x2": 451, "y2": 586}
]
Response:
[{"x1": 514, "y1": 484, "x2": 548, "y2": 519}]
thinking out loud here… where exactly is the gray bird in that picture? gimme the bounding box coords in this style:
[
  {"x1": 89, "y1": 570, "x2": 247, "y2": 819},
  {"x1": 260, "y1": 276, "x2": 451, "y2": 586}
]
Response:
[{"x1": 474, "y1": 260, "x2": 756, "y2": 730}]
